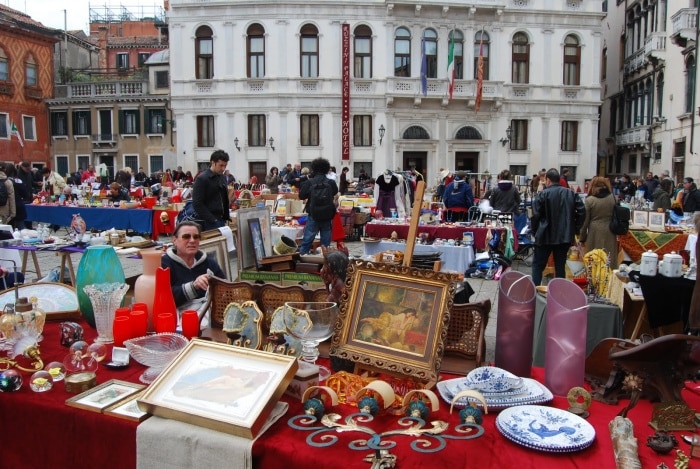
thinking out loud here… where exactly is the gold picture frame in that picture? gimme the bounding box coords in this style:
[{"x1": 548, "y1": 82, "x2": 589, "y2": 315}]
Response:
[
  {"x1": 137, "y1": 339, "x2": 298, "y2": 439},
  {"x1": 329, "y1": 260, "x2": 458, "y2": 384},
  {"x1": 66, "y1": 379, "x2": 145, "y2": 413},
  {"x1": 104, "y1": 390, "x2": 150, "y2": 422}
]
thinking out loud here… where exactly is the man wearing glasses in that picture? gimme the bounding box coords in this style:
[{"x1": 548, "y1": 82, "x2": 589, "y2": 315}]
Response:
[
  {"x1": 161, "y1": 221, "x2": 226, "y2": 323},
  {"x1": 681, "y1": 177, "x2": 700, "y2": 213},
  {"x1": 193, "y1": 149, "x2": 231, "y2": 231}
]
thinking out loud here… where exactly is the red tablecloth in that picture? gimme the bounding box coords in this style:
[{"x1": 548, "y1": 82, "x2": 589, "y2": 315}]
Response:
[
  {"x1": 150, "y1": 209, "x2": 180, "y2": 240},
  {"x1": 4, "y1": 320, "x2": 698, "y2": 469},
  {"x1": 365, "y1": 223, "x2": 518, "y2": 251}
]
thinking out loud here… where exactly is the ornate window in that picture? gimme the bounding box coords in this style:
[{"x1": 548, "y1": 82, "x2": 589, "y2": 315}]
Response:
[
  {"x1": 512, "y1": 32, "x2": 529, "y2": 84},
  {"x1": 473, "y1": 31, "x2": 490, "y2": 80},
  {"x1": 448, "y1": 30, "x2": 464, "y2": 80},
  {"x1": 354, "y1": 25, "x2": 372, "y2": 79},
  {"x1": 394, "y1": 27, "x2": 411, "y2": 77},
  {"x1": 563, "y1": 35, "x2": 581, "y2": 86},
  {"x1": 247, "y1": 24, "x2": 265, "y2": 78},
  {"x1": 300, "y1": 24, "x2": 319, "y2": 78},
  {"x1": 423, "y1": 28, "x2": 437, "y2": 79}
]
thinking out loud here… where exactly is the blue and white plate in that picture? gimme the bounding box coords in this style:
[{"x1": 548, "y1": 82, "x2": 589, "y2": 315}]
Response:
[
  {"x1": 496, "y1": 405, "x2": 596, "y2": 453},
  {"x1": 465, "y1": 366, "x2": 523, "y2": 393},
  {"x1": 437, "y1": 378, "x2": 553, "y2": 411},
  {"x1": 441, "y1": 377, "x2": 526, "y2": 398}
]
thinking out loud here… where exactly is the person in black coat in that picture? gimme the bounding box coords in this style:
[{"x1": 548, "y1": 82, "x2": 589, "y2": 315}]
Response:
[
  {"x1": 531, "y1": 168, "x2": 586, "y2": 286},
  {"x1": 682, "y1": 177, "x2": 700, "y2": 213},
  {"x1": 192, "y1": 150, "x2": 231, "y2": 231}
]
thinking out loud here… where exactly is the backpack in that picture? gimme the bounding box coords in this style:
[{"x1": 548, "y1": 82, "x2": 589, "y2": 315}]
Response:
[
  {"x1": 176, "y1": 200, "x2": 203, "y2": 225},
  {"x1": 609, "y1": 201, "x2": 630, "y2": 235},
  {"x1": 0, "y1": 178, "x2": 8, "y2": 207},
  {"x1": 307, "y1": 177, "x2": 336, "y2": 222}
]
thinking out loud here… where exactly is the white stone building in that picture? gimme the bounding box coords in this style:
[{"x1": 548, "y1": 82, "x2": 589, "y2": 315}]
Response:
[
  {"x1": 599, "y1": 0, "x2": 700, "y2": 183},
  {"x1": 168, "y1": 0, "x2": 604, "y2": 189}
]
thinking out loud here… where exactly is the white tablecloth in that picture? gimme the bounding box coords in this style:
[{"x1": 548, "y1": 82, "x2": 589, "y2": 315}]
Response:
[
  {"x1": 685, "y1": 233, "x2": 697, "y2": 263},
  {"x1": 363, "y1": 240, "x2": 474, "y2": 273}
]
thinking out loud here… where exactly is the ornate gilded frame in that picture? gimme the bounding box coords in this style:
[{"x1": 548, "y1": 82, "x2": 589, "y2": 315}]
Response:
[{"x1": 329, "y1": 260, "x2": 458, "y2": 383}]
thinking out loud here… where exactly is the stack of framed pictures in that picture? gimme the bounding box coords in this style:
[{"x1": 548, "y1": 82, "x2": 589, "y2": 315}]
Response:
[{"x1": 66, "y1": 379, "x2": 148, "y2": 422}]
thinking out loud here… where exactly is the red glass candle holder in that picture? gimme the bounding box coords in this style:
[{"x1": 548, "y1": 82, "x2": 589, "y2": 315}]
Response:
[
  {"x1": 155, "y1": 312, "x2": 176, "y2": 333},
  {"x1": 130, "y1": 310, "x2": 148, "y2": 338},
  {"x1": 181, "y1": 310, "x2": 200, "y2": 340},
  {"x1": 115, "y1": 307, "x2": 131, "y2": 319},
  {"x1": 112, "y1": 316, "x2": 132, "y2": 347},
  {"x1": 132, "y1": 303, "x2": 148, "y2": 313}
]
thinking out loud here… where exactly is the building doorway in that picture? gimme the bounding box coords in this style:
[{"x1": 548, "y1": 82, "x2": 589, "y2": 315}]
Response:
[
  {"x1": 403, "y1": 152, "x2": 427, "y2": 180},
  {"x1": 248, "y1": 161, "x2": 267, "y2": 187},
  {"x1": 454, "y1": 152, "x2": 479, "y2": 173}
]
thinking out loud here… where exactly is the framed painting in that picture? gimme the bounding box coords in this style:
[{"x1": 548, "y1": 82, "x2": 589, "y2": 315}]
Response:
[
  {"x1": 632, "y1": 210, "x2": 649, "y2": 228},
  {"x1": 0, "y1": 282, "x2": 80, "y2": 320},
  {"x1": 199, "y1": 235, "x2": 231, "y2": 281},
  {"x1": 248, "y1": 218, "x2": 266, "y2": 269},
  {"x1": 329, "y1": 260, "x2": 459, "y2": 384},
  {"x1": 137, "y1": 339, "x2": 298, "y2": 439},
  {"x1": 648, "y1": 211, "x2": 666, "y2": 231},
  {"x1": 237, "y1": 207, "x2": 273, "y2": 271},
  {"x1": 66, "y1": 379, "x2": 145, "y2": 413},
  {"x1": 104, "y1": 391, "x2": 150, "y2": 422}
]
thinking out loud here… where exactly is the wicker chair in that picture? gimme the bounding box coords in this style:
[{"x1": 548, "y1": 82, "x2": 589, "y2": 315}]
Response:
[
  {"x1": 442, "y1": 299, "x2": 491, "y2": 375},
  {"x1": 258, "y1": 284, "x2": 307, "y2": 314},
  {"x1": 203, "y1": 277, "x2": 257, "y2": 329}
]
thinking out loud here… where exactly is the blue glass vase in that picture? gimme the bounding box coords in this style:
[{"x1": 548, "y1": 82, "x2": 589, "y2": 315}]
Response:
[{"x1": 75, "y1": 245, "x2": 125, "y2": 328}]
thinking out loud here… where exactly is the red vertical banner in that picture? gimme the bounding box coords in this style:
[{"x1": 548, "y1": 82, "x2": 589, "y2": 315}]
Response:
[{"x1": 341, "y1": 23, "x2": 350, "y2": 161}]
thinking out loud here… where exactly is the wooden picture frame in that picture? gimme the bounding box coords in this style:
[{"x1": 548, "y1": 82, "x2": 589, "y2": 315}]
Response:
[
  {"x1": 237, "y1": 207, "x2": 273, "y2": 271},
  {"x1": 648, "y1": 211, "x2": 666, "y2": 231},
  {"x1": 248, "y1": 218, "x2": 266, "y2": 269},
  {"x1": 199, "y1": 235, "x2": 231, "y2": 281},
  {"x1": 329, "y1": 260, "x2": 458, "y2": 384},
  {"x1": 137, "y1": 339, "x2": 298, "y2": 439},
  {"x1": 66, "y1": 379, "x2": 145, "y2": 413},
  {"x1": 0, "y1": 282, "x2": 80, "y2": 320},
  {"x1": 632, "y1": 210, "x2": 649, "y2": 229},
  {"x1": 104, "y1": 391, "x2": 150, "y2": 422}
]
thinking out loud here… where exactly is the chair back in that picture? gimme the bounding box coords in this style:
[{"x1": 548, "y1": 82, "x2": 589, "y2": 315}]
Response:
[
  {"x1": 204, "y1": 277, "x2": 257, "y2": 328},
  {"x1": 443, "y1": 299, "x2": 491, "y2": 374},
  {"x1": 258, "y1": 283, "x2": 307, "y2": 313}
]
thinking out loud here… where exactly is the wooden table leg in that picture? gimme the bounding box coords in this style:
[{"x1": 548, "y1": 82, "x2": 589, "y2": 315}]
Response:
[
  {"x1": 629, "y1": 304, "x2": 647, "y2": 342},
  {"x1": 20, "y1": 250, "x2": 28, "y2": 277},
  {"x1": 56, "y1": 251, "x2": 76, "y2": 285},
  {"x1": 30, "y1": 251, "x2": 41, "y2": 279}
]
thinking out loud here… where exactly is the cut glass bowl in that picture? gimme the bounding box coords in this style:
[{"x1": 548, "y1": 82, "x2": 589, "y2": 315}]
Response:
[{"x1": 124, "y1": 332, "x2": 188, "y2": 384}]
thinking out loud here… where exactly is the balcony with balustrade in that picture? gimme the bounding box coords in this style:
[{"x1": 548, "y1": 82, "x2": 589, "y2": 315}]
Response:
[
  {"x1": 615, "y1": 125, "x2": 650, "y2": 148},
  {"x1": 671, "y1": 8, "x2": 697, "y2": 48}
]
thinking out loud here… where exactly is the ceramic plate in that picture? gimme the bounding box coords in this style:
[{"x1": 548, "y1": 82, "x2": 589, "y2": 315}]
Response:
[
  {"x1": 441, "y1": 377, "x2": 526, "y2": 398},
  {"x1": 437, "y1": 378, "x2": 553, "y2": 411},
  {"x1": 496, "y1": 405, "x2": 596, "y2": 452}
]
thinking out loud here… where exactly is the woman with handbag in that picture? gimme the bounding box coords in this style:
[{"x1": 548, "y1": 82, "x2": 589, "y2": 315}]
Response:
[{"x1": 579, "y1": 176, "x2": 618, "y2": 268}]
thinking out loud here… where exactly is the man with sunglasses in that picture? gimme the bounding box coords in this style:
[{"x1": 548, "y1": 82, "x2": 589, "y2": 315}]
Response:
[
  {"x1": 161, "y1": 221, "x2": 226, "y2": 322},
  {"x1": 193, "y1": 149, "x2": 231, "y2": 231}
]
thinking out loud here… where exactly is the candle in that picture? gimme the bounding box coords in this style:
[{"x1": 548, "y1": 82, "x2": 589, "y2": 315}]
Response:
[
  {"x1": 130, "y1": 310, "x2": 148, "y2": 338},
  {"x1": 181, "y1": 310, "x2": 199, "y2": 340},
  {"x1": 112, "y1": 316, "x2": 131, "y2": 347},
  {"x1": 155, "y1": 312, "x2": 176, "y2": 333},
  {"x1": 115, "y1": 307, "x2": 131, "y2": 319}
]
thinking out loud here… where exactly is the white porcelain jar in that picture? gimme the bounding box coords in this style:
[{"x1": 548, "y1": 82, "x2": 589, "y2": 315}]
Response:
[
  {"x1": 660, "y1": 252, "x2": 683, "y2": 278},
  {"x1": 640, "y1": 250, "x2": 658, "y2": 276}
]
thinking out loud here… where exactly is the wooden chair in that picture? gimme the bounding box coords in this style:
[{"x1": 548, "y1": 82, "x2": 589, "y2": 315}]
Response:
[
  {"x1": 442, "y1": 299, "x2": 491, "y2": 375},
  {"x1": 258, "y1": 283, "x2": 307, "y2": 315}
]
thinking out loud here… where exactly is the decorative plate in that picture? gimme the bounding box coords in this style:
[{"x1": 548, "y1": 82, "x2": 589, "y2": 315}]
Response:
[
  {"x1": 437, "y1": 378, "x2": 553, "y2": 411},
  {"x1": 495, "y1": 405, "x2": 596, "y2": 453},
  {"x1": 442, "y1": 377, "x2": 526, "y2": 399},
  {"x1": 465, "y1": 366, "x2": 523, "y2": 393}
]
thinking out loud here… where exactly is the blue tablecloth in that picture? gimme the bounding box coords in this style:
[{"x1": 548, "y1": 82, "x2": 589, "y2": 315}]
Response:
[{"x1": 26, "y1": 205, "x2": 154, "y2": 233}]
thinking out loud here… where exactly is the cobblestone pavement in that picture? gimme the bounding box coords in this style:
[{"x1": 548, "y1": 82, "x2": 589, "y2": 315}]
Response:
[{"x1": 19, "y1": 237, "x2": 530, "y2": 365}]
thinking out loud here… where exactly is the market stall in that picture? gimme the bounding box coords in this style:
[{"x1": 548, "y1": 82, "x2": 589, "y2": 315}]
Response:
[
  {"x1": 364, "y1": 222, "x2": 517, "y2": 251},
  {"x1": 26, "y1": 205, "x2": 154, "y2": 234}
]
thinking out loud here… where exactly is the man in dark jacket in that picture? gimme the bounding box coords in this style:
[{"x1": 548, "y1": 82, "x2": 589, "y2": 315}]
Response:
[
  {"x1": 682, "y1": 177, "x2": 700, "y2": 213},
  {"x1": 531, "y1": 168, "x2": 586, "y2": 286},
  {"x1": 298, "y1": 157, "x2": 338, "y2": 254},
  {"x1": 192, "y1": 150, "x2": 231, "y2": 231}
]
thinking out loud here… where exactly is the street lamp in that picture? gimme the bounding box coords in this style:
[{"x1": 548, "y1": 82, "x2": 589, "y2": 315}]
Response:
[
  {"x1": 269, "y1": 137, "x2": 275, "y2": 151},
  {"x1": 378, "y1": 124, "x2": 386, "y2": 145}
]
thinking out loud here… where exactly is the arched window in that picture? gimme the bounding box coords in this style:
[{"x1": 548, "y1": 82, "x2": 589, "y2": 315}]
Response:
[
  {"x1": 394, "y1": 27, "x2": 411, "y2": 77},
  {"x1": 300, "y1": 24, "x2": 318, "y2": 78},
  {"x1": 354, "y1": 25, "x2": 373, "y2": 79},
  {"x1": 195, "y1": 26, "x2": 213, "y2": 80},
  {"x1": 474, "y1": 31, "x2": 490, "y2": 80},
  {"x1": 512, "y1": 32, "x2": 529, "y2": 84},
  {"x1": 423, "y1": 28, "x2": 437, "y2": 79},
  {"x1": 402, "y1": 126, "x2": 429, "y2": 139},
  {"x1": 455, "y1": 126, "x2": 482, "y2": 140},
  {"x1": 448, "y1": 30, "x2": 464, "y2": 79},
  {"x1": 656, "y1": 72, "x2": 664, "y2": 117},
  {"x1": 563, "y1": 35, "x2": 581, "y2": 86},
  {"x1": 686, "y1": 55, "x2": 695, "y2": 114},
  {"x1": 644, "y1": 79, "x2": 652, "y2": 125},
  {"x1": 25, "y1": 54, "x2": 37, "y2": 87},
  {"x1": 247, "y1": 23, "x2": 265, "y2": 78}
]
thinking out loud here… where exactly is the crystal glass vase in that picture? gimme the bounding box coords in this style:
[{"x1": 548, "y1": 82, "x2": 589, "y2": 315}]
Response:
[
  {"x1": 82, "y1": 283, "x2": 129, "y2": 344},
  {"x1": 283, "y1": 302, "x2": 338, "y2": 381}
]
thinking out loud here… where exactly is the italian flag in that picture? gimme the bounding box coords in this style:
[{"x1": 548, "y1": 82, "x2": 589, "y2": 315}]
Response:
[
  {"x1": 447, "y1": 33, "x2": 455, "y2": 101},
  {"x1": 10, "y1": 121, "x2": 23, "y2": 147}
]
